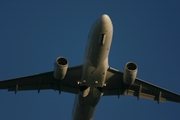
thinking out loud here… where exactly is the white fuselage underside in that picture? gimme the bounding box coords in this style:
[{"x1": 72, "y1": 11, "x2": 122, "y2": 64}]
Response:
[{"x1": 72, "y1": 14, "x2": 113, "y2": 120}]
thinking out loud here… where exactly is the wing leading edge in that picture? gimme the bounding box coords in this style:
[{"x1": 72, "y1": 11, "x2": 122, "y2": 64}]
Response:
[
  {"x1": 104, "y1": 67, "x2": 180, "y2": 103},
  {"x1": 0, "y1": 65, "x2": 82, "y2": 94}
]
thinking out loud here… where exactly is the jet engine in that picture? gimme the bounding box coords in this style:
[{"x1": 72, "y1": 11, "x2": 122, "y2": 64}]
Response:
[
  {"x1": 123, "y1": 62, "x2": 138, "y2": 85},
  {"x1": 54, "y1": 57, "x2": 68, "y2": 79}
]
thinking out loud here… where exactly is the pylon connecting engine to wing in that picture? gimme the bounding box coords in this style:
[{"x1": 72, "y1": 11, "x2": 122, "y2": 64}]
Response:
[
  {"x1": 123, "y1": 62, "x2": 138, "y2": 85},
  {"x1": 54, "y1": 57, "x2": 68, "y2": 79}
]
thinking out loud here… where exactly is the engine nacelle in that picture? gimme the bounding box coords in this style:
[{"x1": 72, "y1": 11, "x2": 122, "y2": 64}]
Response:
[
  {"x1": 54, "y1": 57, "x2": 68, "y2": 79},
  {"x1": 123, "y1": 62, "x2": 138, "y2": 85}
]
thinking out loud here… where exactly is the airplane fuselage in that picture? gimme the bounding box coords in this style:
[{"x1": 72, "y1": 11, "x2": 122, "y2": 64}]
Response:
[{"x1": 72, "y1": 14, "x2": 113, "y2": 120}]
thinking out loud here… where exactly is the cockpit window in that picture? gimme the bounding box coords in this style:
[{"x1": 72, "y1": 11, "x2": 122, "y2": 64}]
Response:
[{"x1": 99, "y1": 34, "x2": 106, "y2": 46}]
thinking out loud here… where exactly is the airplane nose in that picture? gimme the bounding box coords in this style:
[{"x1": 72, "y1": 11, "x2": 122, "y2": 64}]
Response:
[
  {"x1": 97, "y1": 14, "x2": 113, "y2": 33},
  {"x1": 99, "y1": 14, "x2": 111, "y2": 24},
  {"x1": 90, "y1": 14, "x2": 113, "y2": 34}
]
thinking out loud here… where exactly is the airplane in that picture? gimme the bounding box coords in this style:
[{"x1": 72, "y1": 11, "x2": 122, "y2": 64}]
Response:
[{"x1": 0, "y1": 14, "x2": 180, "y2": 120}]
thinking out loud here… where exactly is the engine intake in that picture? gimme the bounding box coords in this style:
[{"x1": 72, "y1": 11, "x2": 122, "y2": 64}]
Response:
[
  {"x1": 54, "y1": 57, "x2": 68, "y2": 79},
  {"x1": 123, "y1": 62, "x2": 138, "y2": 85}
]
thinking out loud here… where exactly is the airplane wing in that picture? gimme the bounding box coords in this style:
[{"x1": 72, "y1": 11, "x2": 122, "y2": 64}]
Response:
[
  {"x1": 104, "y1": 67, "x2": 180, "y2": 103},
  {"x1": 0, "y1": 65, "x2": 82, "y2": 94}
]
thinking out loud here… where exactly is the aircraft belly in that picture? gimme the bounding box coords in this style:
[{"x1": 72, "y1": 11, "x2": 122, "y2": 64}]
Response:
[
  {"x1": 71, "y1": 14, "x2": 113, "y2": 120},
  {"x1": 81, "y1": 62, "x2": 107, "y2": 87},
  {"x1": 72, "y1": 86, "x2": 102, "y2": 120},
  {"x1": 72, "y1": 99, "x2": 95, "y2": 120},
  {"x1": 85, "y1": 24, "x2": 112, "y2": 68},
  {"x1": 78, "y1": 86, "x2": 103, "y2": 106},
  {"x1": 90, "y1": 47, "x2": 109, "y2": 67},
  {"x1": 86, "y1": 35, "x2": 110, "y2": 67}
]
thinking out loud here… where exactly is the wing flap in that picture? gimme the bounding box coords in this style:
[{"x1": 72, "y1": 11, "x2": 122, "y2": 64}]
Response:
[
  {"x1": 123, "y1": 89, "x2": 166, "y2": 102},
  {"x1": 134, "y1": 78, "x2": 180, "y2": 103},
  {"x1": 103, "y1": 67, "x2": 180, "y2": 103},
  {"x1": 8, "y1": 84, "x2": 52, "y2": 91}
]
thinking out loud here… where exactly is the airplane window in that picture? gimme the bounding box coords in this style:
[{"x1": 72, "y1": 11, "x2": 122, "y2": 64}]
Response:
[{"x1": 99, "y1": 34, "x2": 106, "y2": 46}]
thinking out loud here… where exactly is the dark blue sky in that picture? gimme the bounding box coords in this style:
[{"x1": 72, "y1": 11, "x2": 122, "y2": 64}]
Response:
[{"x1": 1, "y1": 1, "x2": 180, "y2": 120}]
